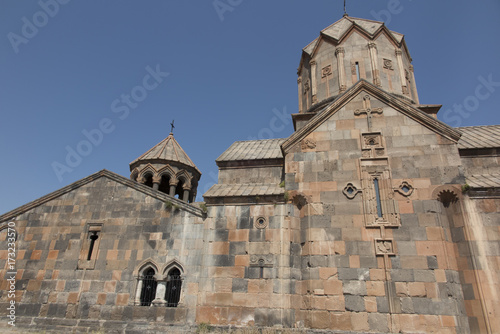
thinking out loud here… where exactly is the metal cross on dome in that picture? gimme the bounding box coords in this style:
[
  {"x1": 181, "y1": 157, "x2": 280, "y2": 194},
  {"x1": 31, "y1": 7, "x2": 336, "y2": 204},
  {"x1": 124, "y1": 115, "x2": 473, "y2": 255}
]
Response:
[{"x1": 170, "y1": 120, "x2": 175, "y2": 134}]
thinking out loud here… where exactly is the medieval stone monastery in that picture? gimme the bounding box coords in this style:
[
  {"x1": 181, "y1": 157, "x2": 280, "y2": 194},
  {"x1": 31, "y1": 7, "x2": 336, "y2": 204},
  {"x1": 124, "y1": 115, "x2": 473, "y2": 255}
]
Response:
[{"x1": 1, "y1": 15, "x2": 499, "y2": 333}]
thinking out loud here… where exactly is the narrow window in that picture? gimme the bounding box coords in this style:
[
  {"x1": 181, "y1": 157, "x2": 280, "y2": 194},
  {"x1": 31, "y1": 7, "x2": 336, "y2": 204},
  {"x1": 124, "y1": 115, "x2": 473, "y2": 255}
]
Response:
[
  {"x1": 87, "y1": 231, "x2": 99, "y2": 260},
  {"x1": 355, "y1": 62, "x2": 360, "y2": 81},
  {"x1": 374, "y1": 178, "x2": 383, "y2": 218},
  {"x1": 165, "y1": 268, "x2": 182, "y2": 307},
  {"x1": 140, "y1": 268, "x2": 157, "y2": 306},
  {"x1": 259, "y1": 258, "x2": 265, "y2": 279}
]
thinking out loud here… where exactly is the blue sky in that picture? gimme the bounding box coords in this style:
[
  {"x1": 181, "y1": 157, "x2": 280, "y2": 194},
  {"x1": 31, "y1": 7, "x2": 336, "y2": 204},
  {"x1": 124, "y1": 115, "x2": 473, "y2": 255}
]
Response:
[{"x1": 1, "y1": 0, "x2": 499, "y2": 214}]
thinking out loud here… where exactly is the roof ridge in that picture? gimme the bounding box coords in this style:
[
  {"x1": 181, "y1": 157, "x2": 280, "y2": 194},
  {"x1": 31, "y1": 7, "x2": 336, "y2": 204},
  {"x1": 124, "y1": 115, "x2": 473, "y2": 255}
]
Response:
[{"x1": 0, "y1": 169, "x2": 204, "y2": 222}]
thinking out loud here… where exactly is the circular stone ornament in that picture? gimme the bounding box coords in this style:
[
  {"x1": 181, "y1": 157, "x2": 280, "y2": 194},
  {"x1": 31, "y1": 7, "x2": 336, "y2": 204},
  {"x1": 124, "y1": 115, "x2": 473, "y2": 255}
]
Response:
[{"x1": 254, "y1": 217, "x2": 268, "y2": 229}]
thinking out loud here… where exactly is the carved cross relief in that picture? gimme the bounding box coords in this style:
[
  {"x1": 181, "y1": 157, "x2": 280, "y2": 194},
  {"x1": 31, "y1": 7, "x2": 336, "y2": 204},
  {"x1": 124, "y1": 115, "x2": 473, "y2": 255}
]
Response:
[{"x1": 355, "y1": 95, "x2": 383, "y2": 131}]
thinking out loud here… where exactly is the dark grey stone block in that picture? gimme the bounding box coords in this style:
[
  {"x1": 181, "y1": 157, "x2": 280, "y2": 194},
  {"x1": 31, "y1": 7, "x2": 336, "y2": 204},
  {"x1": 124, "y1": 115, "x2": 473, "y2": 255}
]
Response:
[{"x1": 344, "y1": 295, "x2": 365, "y2": 312}]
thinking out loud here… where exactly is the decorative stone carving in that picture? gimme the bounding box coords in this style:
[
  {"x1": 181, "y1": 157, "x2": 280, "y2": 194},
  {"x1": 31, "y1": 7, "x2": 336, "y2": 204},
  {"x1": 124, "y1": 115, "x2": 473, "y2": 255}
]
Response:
[
  {"x1": 301, "y1": 138, "x2": 316, "y2": 150},
  {"x1": 396, "y1": 181, "x2": 414, "y2": 197},
  {"x1": 303, "y1": 79, "x2": 310, "y2": 93},
  {"x1": 335, "y1": 47, "x2": 345, "y2": 56},
  {"x1": 437, "y1": 189, "x2": 459, "y2": 208},
  {"x1": 351, "y1": 62, "x2": 357, "y2": 75},
  {"x1": 250, "y1": 255, "x2": 273, "y2": 267},
  {"x1": 355, "y1": 96, "x2": 383, "y2": 131},
  {"x1": 375, "y1": 239, "x2": 396, "y2": 256},
  {"x1": 383, "y1": 59, "x2": 393, "y2": 70},
  {"x1": 321, "y1": 65, "x2": 332, "y2": 78},
  {"x1": 254, "y1": 217, "x2": 268, "y2": 229},
  {"x1": 343, "y1": 183, "x2": 361, "y2": 199}
]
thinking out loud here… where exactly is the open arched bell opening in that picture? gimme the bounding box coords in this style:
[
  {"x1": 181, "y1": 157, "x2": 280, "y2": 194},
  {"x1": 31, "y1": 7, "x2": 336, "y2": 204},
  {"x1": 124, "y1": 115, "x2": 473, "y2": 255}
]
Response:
[
  {"x1": 158, "y1": 174, "x2": 171, "y2": 194},
  {"x1": 165, "y1": 267, "x2": 182, "y2": 307},
  {"x1": 140, "y1": 267, "x2": 157, "y2": 306},
  {"x1": 143, "y1": 173, "x2": 154, "y2": 188}
]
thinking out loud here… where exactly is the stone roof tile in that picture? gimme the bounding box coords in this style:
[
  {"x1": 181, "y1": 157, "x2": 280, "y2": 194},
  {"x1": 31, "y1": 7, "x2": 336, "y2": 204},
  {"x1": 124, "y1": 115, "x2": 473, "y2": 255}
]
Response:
[
  {"x1": 204, "y1": 183, "x2": 284, "y2": 198},
  {"x1": 216, "y1": 138, "x2": 286, "y2": 162},
  {"x1": 457, "y1": 125, "x2": 500, "y2": 149},
  {"x1": 466, "y1": 174, "x2": 500, "y2": 188}
]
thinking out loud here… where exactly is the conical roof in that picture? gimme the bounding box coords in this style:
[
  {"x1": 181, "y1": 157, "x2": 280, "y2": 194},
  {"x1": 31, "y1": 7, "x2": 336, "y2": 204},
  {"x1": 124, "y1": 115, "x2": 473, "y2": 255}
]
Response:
[
  {"x1": 302, "y1": 16, "x2": 405, "y2": 56},
  {"x1": 130, "y1": 133, "x2": 201, "y2": 174}
]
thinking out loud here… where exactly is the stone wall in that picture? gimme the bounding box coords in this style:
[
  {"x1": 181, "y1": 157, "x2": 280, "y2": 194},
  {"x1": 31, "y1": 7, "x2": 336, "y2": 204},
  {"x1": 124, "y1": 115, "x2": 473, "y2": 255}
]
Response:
[
  {"x1": 0, "y1": 175, "x2": 205, "y2": 329},
  {"x1": 283, "y1": 90, "x2": 470, "y2": 333}
]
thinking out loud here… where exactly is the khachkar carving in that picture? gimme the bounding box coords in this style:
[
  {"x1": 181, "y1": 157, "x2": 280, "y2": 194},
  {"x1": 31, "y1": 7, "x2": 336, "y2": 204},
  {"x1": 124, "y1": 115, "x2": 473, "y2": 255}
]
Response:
[
  {"x1": 375, "y1": 238, "x2": 396, "y2": 256},
  {"x1": 355, "y1": 95, "x2": 383, "y2": 131}
]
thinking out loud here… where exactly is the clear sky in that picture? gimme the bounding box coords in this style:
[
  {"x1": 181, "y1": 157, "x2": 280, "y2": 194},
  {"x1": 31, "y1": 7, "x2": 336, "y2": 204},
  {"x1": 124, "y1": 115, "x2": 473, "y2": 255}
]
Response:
[{"x1": 1, "y1": 0, "x2": 499, "y2": 214}]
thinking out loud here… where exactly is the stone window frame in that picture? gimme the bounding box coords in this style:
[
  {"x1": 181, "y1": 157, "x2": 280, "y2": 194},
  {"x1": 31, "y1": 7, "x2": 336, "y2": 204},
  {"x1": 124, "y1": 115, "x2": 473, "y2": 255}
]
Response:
[
  {"x1": 360, "y1": 160, "x2": 400, "y2": 227},
  {"x1": 133, "y1": 259, "x2": 185, "y2": 307},
  {"x1": 77, "y1": 223, "x2": 103, "y2": 270}
]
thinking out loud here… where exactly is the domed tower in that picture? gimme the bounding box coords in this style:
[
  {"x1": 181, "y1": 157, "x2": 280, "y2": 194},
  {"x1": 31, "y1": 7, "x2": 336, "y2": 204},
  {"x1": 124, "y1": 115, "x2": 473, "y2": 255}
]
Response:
[
  {"x1": 297, "y1": 15, "x2": 419, "y2": 114},
  {"x1": 129, "y1": 132, "x2": 201, "y2": 203}
]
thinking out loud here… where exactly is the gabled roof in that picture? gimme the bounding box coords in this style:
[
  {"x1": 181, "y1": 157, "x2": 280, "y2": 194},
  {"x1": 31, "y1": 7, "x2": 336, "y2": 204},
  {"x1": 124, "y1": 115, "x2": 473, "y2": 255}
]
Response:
[
  {"x1": 281, "y1": 80, "x2": 462, "y2": 153},
  {"x1": 216, "y1": 138, "x2": 285, "y2": 163},
  {"x1": 457, "y1": 125, "x2": 500, "y2": 149},
  {"x1": 0, "y1": 170, "x2": 204, "y2": 222},
  {"x1": 130, "y1": 133, "x2": 201, "y2": 174}
]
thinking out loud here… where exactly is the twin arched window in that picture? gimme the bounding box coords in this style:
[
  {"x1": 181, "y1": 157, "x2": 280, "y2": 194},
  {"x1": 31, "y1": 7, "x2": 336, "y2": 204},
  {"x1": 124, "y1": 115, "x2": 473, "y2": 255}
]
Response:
[{"x1": 138, "y1": 265, "x2": 182, "y2": 307}]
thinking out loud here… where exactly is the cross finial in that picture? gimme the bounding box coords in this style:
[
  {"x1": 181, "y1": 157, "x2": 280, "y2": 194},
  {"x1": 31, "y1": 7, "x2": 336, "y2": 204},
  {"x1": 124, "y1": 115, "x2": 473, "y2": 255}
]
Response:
[
  {"x1": 343, "y1": 0, "x2": 348, "y2": 16},
  {"x1": 170, "y1": 120, "x2": 175, "y2": 134}
]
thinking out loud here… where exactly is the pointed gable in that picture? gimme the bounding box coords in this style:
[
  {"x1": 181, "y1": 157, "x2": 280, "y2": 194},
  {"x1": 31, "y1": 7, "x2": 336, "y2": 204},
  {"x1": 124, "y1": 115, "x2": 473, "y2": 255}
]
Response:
[{"x1": 282, "y1": 80, "x2": 461, "y2": 153}]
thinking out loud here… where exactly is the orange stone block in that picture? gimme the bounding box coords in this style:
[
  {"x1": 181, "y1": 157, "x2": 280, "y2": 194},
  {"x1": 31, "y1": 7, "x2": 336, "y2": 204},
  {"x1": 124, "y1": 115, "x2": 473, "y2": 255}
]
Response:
[
  {"x1": 426, "y1": 227, "x2": 443, "y2": 241},
  {"x1": 366, "y1": 281, "x2": 385, "y2": 296},
  {"x1": 104, "y1": 280, "x2": 117, "y2": 293},
  {"x1": 56, "y1": 280, "x2": 66, "y2": 291},
  {"x1": 324, "y1": 280, "x2": 343, "y2": 295},
  {"x1": 106, "y1": 250, "x2": 118, "y2": 260},
  {"x1": 319, "y1": 267, "x2": 338, "y2": 280},
  {"x1": 370, "y1": 269, "x2": 386, "y2": 281},
  {"x1": 365, "y1": 296, "x2": 377, "y2": 312},
  {"x1": 398, "y1": 200, "x2": 414, "y2": 214},
  {"x1": 210, "y1": 242, "x2": 229, "y2": 255},
  {"x1": 67, "y1": 292, "x2": 79, "y2": 304},
  {"x1": 26, "y1": 280, "x2": 41, "y2": 291},
  {"x1": 349, "y1": 255, "x2": 360, "y2": 268},
  {"x1": 408, "y1": 282, "x2": 426, "y2": 297},
  {"x1": 30, "y1": 250, "x2": 42, "y2": 260},
  {"x1": 116, "y1": 293, "x2": 129, "y2": 306},
  {"x1": 47, "y1": 250, "x2": 59, "y2": 260},
  {"x1": 440, "y1": 315, "x2": 456, "y2": 327},
  {"x1": 416, "y1": 241, "x2": 445, "y2": 256},
  {"x1": 228, "y1": 230, "x2": 248, "y2": 242},
  {"x1": 234, "y1": 255, "x2": 249, "y2": 266}
]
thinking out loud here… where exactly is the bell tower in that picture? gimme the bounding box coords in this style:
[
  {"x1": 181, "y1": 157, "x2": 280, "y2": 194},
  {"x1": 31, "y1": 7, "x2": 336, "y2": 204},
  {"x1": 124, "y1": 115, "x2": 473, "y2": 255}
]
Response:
[
  {"x1": 129, "y1": 131, "x2": 201, "y2": 203},
  {"x1": 297, "y1": 16, "x2": 419, "y2": 114}
]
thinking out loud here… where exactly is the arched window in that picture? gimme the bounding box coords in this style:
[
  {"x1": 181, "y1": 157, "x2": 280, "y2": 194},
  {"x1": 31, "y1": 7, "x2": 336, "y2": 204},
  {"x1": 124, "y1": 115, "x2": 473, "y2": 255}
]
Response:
[
  {"x1": 165, "y1": 268, "x2": 182, "y2": 307},
  {"x1": 158, "y1": 174, "x2": 171, "y2": 194},
  {"x1": 140, "y1": 267, "x2": 157, "y2": 306},
  {"x1": 143, "y1": 173, "x2": 154, "y2": 188}
]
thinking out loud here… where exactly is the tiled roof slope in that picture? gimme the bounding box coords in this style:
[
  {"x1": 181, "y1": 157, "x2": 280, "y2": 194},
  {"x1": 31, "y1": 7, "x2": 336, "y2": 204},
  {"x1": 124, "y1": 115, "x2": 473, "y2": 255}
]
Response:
[
  {"x1": 130, "y1": 133, "x2": 200, "y2": 173},
  {"x1": 466, "y1": 174, "x2": 500, "y2": 188},
  {"x1": 204, "y1": 183, "x2": 284, "y2": 198},
  {"x1": 457, "y1": 125, "x2": 500, "y2": 149},
  {"x1": 216, "y1": 138, "x2": 285, "y2": 162},
  {"x1": 303, "y1": 16, "x2": 404, "y2": 55}
]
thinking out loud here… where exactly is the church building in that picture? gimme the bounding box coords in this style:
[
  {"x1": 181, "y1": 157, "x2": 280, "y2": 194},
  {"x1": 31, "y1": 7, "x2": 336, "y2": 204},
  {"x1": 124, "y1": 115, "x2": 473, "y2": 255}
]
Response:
[{"x1": 1, "y1": 15, "x2": 499, "y2": 333}]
